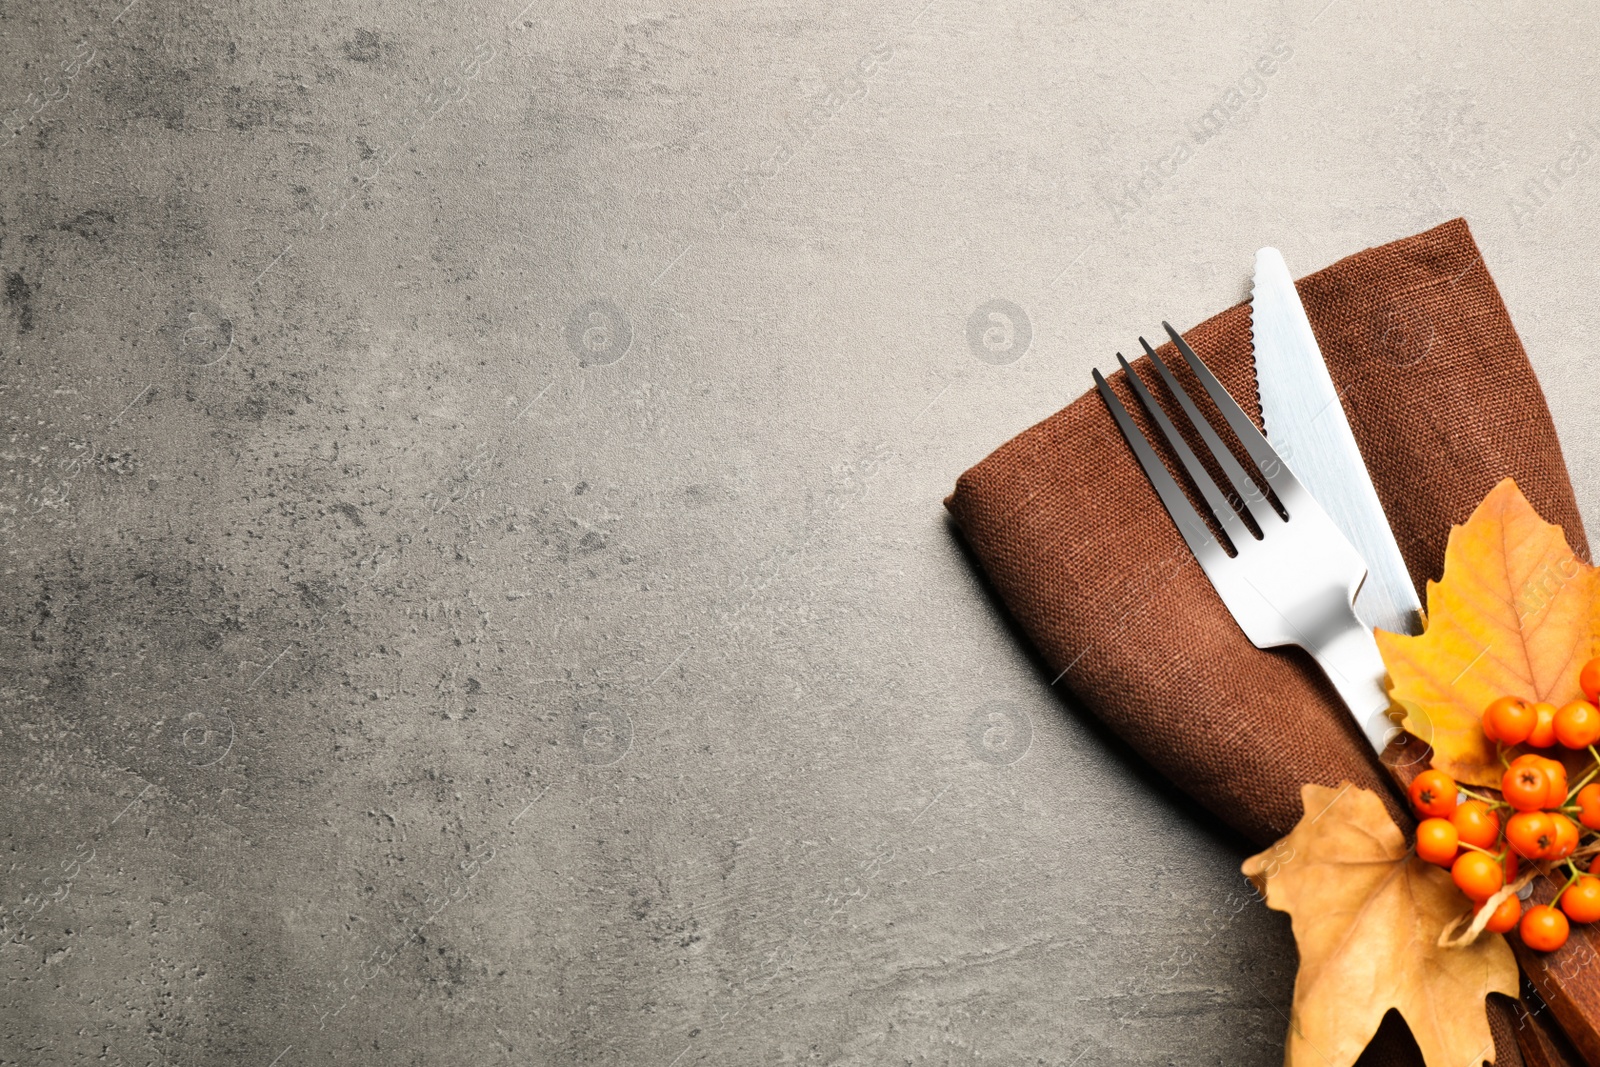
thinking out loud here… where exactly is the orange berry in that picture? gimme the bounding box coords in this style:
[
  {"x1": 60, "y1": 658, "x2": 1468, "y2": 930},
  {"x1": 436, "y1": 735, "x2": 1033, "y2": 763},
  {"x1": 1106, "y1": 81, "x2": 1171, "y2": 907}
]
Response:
[
  {"x1": 1415, "y1": 817, "x2": 1460, "y2": 866},
  {"x1": 1478, "y1": 893, "x2": 1523, "y2": 934},
  {"x1": 1528, "y1": 702, "x2": 1559, "y2": 747},
  {"x1": 1484, "y1": 696, "x2": 1536, "y2": 745},
  {"x1": 1542, "y1": 758, "x2": 1570, "y2": 809},
  {"x1": 1548, "y1": 813, "x2": 1581, "y2": 860},
  {"x1": 1556, "y1": 700, "x2": 1600, "y2": 749},
  {"x1": 1503, "y1": 762, "x2": 1552, "y2": 812},
  {"x1": 1582, "y1": 657, "x2": 1600, "y2": 705},
  {"x1": 1451, "y1": 850, "x2": 1504, "y2": 901},
  {"x1": 1521, "y1": 904, "x2": 1570, "y2": 951},
  {"x1": 1562, "y1": 876, "x2": 1600, "y2": 924},
  {"x1": 1579, "y1": 783, "x2": 1600, "y2": 830},
  {"x1": 1449, "y1": 800, "x2": 1501, "y2": 850},
  {"x1": 1507, "y1": 811, "x2": 1555, "y2": 860},
  {"x1": 1408, "y1": 769, "x2": 1458, "y2": 818}
]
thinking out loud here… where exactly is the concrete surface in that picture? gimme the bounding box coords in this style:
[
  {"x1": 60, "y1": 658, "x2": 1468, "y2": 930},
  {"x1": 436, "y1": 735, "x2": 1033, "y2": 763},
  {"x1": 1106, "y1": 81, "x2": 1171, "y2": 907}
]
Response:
[{"x1": 1, "y1": 1, "x2": 1595, "y2": 1064}]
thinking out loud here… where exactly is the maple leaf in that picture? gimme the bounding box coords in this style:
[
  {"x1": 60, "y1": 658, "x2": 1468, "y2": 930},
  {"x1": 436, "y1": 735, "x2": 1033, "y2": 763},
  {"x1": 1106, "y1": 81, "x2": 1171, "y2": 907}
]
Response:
[
  {"x1": 1375, "y1": 478, "x2": 1600, "y2": 786},
  {"x1": 1243, "y1": 783, "x2": 1517, "y2": 1067}
]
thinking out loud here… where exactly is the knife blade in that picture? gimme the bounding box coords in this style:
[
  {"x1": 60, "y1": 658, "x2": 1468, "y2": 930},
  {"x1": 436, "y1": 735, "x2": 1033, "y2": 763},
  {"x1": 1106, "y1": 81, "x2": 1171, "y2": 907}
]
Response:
[{"x1": 1251, "y1": 247, "x2": 1423, "y2": 638}]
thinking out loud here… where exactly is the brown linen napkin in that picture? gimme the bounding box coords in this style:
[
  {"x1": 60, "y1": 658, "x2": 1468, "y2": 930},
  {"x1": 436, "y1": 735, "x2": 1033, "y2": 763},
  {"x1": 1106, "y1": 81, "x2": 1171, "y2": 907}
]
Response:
[{"x1": 945, "y1": 218, "x2": 1584, "y2": 1066}]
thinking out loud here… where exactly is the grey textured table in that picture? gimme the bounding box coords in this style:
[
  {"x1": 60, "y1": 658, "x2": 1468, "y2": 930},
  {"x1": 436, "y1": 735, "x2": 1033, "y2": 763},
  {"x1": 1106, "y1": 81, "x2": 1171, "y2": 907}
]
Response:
[{"x1": 2, "y1": 1, "x2": 1595, "y2": 1064}]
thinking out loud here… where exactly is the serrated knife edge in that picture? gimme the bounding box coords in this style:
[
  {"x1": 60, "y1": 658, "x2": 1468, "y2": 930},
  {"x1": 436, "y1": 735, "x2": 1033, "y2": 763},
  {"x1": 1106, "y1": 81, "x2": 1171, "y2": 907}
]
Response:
[{"x1": 1251, "y1": 247, "x2": 1423, "y2": 637}]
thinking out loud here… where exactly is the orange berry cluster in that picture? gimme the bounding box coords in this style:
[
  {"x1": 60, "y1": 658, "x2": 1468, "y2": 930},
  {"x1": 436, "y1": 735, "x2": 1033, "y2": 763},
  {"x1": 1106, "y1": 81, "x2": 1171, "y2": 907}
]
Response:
[{"x1": 1408, "y1": 658, "x2": 1600, "y2": 953}]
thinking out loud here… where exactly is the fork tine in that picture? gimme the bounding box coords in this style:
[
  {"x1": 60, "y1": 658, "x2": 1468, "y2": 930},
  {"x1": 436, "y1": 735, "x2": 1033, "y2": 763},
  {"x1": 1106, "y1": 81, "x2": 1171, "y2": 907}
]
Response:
[
  {"x1": 1093, "y1": 369, "x2": 1224, "y2": 565},
  {"x1": 1162, "y1": 321, "x2": 1302, "y2": 505},
  {"x1": 1115, "y1": 353, "x2": 1252, "y2": 547},
  {"x1": 1139, "y1": 336, "x2": 1278, "y2": 524}
]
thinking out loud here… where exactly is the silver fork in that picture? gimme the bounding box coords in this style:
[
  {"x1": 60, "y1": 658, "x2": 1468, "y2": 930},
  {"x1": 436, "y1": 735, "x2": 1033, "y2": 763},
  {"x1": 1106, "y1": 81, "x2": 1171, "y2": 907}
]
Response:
[{"x1": 1093, "y1": 322, "x2": 1395, "y2": 756}]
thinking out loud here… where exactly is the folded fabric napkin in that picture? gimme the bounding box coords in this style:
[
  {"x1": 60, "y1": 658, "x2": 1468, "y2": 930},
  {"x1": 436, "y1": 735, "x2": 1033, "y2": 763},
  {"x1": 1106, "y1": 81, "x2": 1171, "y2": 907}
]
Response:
[{"x1": 946, "y1": 218, "x2": 1585, "y2": 1067}]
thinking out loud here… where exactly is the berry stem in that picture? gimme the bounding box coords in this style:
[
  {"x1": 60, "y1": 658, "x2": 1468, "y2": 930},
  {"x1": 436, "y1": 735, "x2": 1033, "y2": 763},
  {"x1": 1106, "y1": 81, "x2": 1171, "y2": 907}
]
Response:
[
  {"x1": 1459, "y1": 787, "x2": 1499, "y2": 805},
  {"x1": 1550, "y1": 862, "x2": 1584, "y2": 907},
  {"x1": 1568, "y1": 764, "x2": 1600, "y2": 803}
]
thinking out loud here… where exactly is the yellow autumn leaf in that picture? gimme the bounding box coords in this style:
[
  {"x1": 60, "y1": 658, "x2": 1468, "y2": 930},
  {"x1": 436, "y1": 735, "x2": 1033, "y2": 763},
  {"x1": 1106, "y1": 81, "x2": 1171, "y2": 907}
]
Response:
[
  {"x1": 1243, "y1": 783, "x2": 1517, "y2": 1067},
  {"x1": 1375, "y1": 478, "x2": 1600, "y2": 786}
]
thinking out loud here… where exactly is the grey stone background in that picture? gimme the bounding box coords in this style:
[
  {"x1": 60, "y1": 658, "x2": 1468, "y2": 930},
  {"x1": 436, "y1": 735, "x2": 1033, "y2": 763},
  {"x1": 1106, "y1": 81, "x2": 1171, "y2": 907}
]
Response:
[{"x1": 0, "y1": 0, "x2": 1593, "y2": 1064}]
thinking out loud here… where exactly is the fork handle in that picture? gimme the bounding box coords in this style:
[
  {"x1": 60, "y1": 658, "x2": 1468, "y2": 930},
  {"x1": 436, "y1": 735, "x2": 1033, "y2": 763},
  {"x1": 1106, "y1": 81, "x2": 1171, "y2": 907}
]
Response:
[{"x1": 1305, "y1": 616, "x2": 1397, "y2": 757}]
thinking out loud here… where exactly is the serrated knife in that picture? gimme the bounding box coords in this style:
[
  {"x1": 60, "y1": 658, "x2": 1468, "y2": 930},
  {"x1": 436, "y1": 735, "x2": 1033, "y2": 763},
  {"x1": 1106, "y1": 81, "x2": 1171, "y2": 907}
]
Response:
[{"x1": 1251, "y1": 247, "x2": 1423, "y2": 638}]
